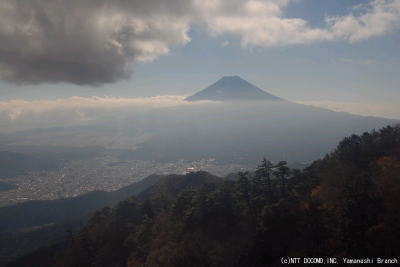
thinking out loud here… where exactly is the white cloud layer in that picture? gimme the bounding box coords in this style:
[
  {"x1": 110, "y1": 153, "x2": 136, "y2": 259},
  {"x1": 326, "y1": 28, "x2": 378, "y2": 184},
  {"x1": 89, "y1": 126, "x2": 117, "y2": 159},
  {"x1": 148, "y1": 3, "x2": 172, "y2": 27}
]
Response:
[
  {"x1": 300, "y1": 101, "x2": 400, "y2": 120},
  {"x1": 199, "y1": 0, "x2": 400, "y2": 46},
  {"x1": 0, "y1": 95, "x2": 196, "y2": 120},
  {"x1": 0, "y1": 96, "x2": 398, "y2": 135},
  {"x1": 0, "y1": 0, "x2": 399, "y2": 84},
  {"x1": 0, "y1": 95, "x2": 217, "y2": 132}
]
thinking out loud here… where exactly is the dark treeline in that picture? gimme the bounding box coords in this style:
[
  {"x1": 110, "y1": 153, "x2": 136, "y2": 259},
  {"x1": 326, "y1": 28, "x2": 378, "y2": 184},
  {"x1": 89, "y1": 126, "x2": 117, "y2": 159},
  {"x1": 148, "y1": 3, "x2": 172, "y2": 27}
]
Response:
[{"x1": 8, "y1": 125, "x2": 400, "y2": 267}]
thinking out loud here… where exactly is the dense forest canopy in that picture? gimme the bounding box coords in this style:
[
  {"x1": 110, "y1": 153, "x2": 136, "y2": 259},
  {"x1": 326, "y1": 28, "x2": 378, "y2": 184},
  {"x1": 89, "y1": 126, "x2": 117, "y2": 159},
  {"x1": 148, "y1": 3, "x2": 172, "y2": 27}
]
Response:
[{"x1": 8, "y1": 125, "x2": 400, "y2": 267}]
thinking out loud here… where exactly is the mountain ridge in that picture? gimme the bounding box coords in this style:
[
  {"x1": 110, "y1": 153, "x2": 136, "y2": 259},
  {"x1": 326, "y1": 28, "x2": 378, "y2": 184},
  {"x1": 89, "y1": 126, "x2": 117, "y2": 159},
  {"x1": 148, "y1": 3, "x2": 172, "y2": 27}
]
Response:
[{"x1": 8, "y1": 126, "x2": 400, "y2": 267}]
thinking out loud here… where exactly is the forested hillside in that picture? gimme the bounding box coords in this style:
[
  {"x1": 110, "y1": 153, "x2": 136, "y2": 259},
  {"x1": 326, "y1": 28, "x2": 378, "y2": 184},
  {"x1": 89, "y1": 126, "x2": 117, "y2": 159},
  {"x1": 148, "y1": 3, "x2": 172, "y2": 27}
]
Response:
[
  {"x1": 9, "y1": 125, "x2": 400, "y2": 267},
  {"x1": 0, "y1": 174, "x2": 165, "y2": 266}
]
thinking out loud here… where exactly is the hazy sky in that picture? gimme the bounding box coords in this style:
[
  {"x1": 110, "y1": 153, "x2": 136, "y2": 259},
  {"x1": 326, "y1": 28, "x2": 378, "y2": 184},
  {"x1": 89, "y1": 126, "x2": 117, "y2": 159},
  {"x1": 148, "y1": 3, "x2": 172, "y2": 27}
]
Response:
[{"x1": 0, "y1": 0, "x2": 399, "y2": 117}]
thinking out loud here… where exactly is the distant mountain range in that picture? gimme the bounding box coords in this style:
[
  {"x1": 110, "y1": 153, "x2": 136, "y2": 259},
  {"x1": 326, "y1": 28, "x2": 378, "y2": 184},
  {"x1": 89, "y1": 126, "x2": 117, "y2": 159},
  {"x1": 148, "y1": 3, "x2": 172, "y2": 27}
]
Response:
[{"x1": 185, "y1": 76, "x2": 283, "y2": 102}]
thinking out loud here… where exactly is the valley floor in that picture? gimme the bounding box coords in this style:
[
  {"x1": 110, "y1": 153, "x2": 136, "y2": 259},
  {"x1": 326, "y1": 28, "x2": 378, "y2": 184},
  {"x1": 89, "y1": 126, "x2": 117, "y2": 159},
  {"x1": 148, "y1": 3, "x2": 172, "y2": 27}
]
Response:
[{"x1": 0, "y1": 157, "x2": 248, "y2": 207}]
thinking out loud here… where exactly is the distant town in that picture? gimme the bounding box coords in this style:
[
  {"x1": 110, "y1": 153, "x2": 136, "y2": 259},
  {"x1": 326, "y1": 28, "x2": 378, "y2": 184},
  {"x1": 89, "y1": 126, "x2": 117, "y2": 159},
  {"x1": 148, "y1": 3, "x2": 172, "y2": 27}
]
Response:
[{"x1": 0, "y1": 156, "x2": 248, "y2": 207}]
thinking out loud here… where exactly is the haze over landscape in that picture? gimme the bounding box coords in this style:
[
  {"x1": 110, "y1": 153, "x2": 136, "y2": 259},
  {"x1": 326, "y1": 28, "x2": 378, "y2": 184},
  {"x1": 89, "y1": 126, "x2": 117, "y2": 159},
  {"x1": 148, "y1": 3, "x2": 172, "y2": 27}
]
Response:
[{"x1": 0, "y1": 0, "x2": 399, "y2": 266}]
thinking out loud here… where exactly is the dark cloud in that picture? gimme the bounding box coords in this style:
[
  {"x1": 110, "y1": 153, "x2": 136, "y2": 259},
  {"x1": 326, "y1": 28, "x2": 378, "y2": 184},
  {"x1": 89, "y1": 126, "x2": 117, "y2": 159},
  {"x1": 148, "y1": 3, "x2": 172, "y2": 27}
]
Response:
[{"x1": 0, "y1": 0, "x2": 192, "y2": 85}]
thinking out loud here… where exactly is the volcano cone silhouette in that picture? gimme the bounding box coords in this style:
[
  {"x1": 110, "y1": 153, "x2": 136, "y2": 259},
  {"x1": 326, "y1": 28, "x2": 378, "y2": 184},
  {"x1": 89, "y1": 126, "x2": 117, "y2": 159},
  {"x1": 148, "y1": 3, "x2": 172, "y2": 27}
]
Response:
[{"x1": 185, "y1": 76, "x2": 283, "y2": 101}]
